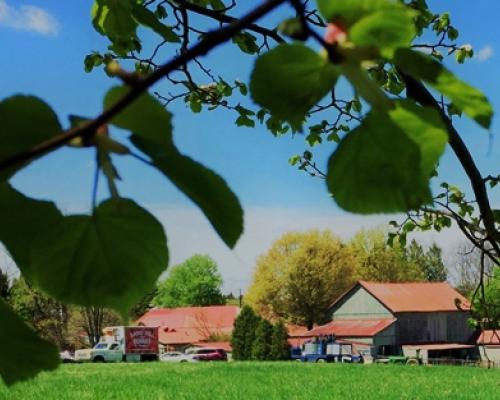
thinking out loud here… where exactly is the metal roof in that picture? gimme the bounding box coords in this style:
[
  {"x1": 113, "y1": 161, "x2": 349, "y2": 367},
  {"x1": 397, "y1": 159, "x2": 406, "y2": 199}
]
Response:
[
  {"x1": 357, "y1": 281, "x2": 470, "y2": 313},
  {"x1": 302, "y1": 318, "x2": 396, "y2": 338},
  {"x1": 137, "y1": 306, "x2": 239, "y2": 345}
]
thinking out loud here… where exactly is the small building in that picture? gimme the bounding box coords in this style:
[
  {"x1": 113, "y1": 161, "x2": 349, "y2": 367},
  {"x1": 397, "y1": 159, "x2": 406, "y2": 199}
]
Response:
[
  {"x1": 305, "y1": 281, "x2": 475, "y2": 358},
  {"x1": 137, "y1": 305, "x2": 239, "y2": 352},
  {"x1": 477, "y1": 330, "x2": 500, "y2": 364}
]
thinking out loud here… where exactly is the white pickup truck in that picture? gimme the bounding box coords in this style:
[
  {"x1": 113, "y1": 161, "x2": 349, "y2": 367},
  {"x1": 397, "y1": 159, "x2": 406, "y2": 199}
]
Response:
[{"x1": 75, "y1": 326, "x2": 158, "y2": 362}]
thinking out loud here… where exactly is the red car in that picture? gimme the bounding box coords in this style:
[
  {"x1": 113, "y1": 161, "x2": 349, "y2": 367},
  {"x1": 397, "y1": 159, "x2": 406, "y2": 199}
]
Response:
[{"x1": 188, "y1": 348, "x2": 228, "y2": 361}]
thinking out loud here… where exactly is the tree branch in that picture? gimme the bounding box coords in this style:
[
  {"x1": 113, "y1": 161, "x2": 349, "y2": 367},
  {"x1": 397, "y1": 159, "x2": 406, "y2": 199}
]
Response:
[
  {"x1": 0, "y1": 0, "x2": 287, "y2": 172},
  {"x1": 170, "y1": 0, "x2": 285, "y2": 44},
  {"x1": 401, "y1": 73, "x2": 500, "y2": 255}
]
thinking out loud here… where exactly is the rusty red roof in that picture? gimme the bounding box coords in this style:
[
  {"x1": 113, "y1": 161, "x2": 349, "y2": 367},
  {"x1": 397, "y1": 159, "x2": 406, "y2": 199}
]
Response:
[
  {"x1": 356, "y1": 281, "x2": 470, "y2": 313},
  {"x1": 302, "y1": 318, "x2": 396, "y2": 338},
  {"x1": 477, "y1": 330, "x2": 500, "y2": 345},
  {"x1": 137, "y1": 306, "x2": 239, "y2": 345}
]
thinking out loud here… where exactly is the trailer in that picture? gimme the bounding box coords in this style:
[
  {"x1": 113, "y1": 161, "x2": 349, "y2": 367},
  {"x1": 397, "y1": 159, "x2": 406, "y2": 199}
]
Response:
[{"x1": 75, "y1": 326, "x2": 159, "y2": 362}]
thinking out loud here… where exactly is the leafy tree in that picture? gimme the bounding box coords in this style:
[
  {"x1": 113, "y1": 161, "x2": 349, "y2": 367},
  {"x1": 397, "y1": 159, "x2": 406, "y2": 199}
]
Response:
[
  {"x1": 270, "y1": 320, "x2": 290, "y2": 361},
  {"x1": 9, "y1": 278, "x2": 70, "y2": 350},
  {"x1": 246, "y1": 230, "x2": 357, "y2": 329},
  {"x1": 252, "y1": 318, "x2": 274, "y2": 360},
  {"x1": 0, "y1": 0, "x2": 498, "y2": 385},
  {"x1": 472, "y1": 268, "x2": 500, "y2": 330},
  {"x1": 231, "y1": 305, "x2": 261, "y2": 361},
  {"x1": 412, "y1": 242, "x2": 447, "y2": 282},
  {"x1": 67, "y1": 307, "x2": 121, "y2": 349},
  {"x1": 349, "y1": 229, "x2": 425, "y2": 282},
  {"x1": 153, "y1": 254, "x2": 225, "y2": 307}
]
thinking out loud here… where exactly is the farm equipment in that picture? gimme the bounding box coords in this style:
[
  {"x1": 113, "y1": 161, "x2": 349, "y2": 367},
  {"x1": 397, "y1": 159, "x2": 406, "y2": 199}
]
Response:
[
  {"x1": 292, "y1": 337, "x2": 361, "y2": 363},
  {"x1": 75, "y1": 326, "x2": 159, "y2": 363}
]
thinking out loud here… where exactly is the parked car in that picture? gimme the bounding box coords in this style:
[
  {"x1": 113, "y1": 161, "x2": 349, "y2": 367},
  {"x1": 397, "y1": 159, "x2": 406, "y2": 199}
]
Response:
[
  {"x1": 160, "y1": 351, "x2": 198, "y2": 363},
  {"x1": 186, "y1": 347, "x2": 228, "y2": 361}
]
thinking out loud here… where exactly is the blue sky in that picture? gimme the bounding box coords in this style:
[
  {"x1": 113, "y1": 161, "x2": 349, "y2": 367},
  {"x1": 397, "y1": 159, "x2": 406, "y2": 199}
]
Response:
[{"x1": 1, "y1": 0, "x2": 498, "y2": 291}]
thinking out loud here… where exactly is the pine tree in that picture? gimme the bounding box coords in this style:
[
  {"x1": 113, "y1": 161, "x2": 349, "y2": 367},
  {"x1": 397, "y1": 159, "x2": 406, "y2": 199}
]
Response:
[
  {"x1": 270, "y1": 320, "x2": 290, "y2": 361},
  {"x1": 251, "y1": 319, "x2": 273, "y2": 360},
  {"x1": 231, "y1": 305, "x2": 260, "y2": 360}
]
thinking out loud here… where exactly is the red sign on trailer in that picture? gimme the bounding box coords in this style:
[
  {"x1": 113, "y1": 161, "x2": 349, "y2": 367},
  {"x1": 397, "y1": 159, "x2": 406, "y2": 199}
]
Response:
[{"x1": 124, "y1": 327, "x2": 159, "y2": 354}]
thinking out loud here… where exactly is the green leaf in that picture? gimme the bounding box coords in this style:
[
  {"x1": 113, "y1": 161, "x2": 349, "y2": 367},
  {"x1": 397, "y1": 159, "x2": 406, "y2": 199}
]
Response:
[
  {"x1": 91, "y1": 0, "x2": 138, "y2": 54},
  {"x1": 0, "y1": 300, "x2": 59, "y2": 386},
  {"x1": 317, "y1": 0, "x2": 392, "y2": 26},
  {"x1": 0, "y1": 96, "x2": 61, "y2": 181},
  {"x1": 341, "y1": 62, "x2": 392, "y2": 111},
  {"x1": 131, "y1": 4, "x2": 180, "y2": 43},
  {"x1": 104, "y1": 86, "x2": 173, "y2": 148},
  {"x1": 92, "y1": 0, "x2": 136, "y2": 39},
  {"x1": 0, "y1": 184, "x2": 63, "y2": 277},
  {"x1": 349, "y1": 8, "x2": 416, "y2": 58},
  {"x1": 278, "y1": 18, "x2": 307, "y2": 40},
  {"x1": 232, "y1": 32, "x2": 260, "y2": 54},
  {"x1": 132, "y1": 136, "x2": 244, "y2": 249},
  {"x1": 104, "y1": 87, "x2": 243, "y2": 248},
  {"x1": 395, "y1": 49, "x2": 493, "y2": 128},
  {"x1": 250, "y1": 43, "x2": 339, "y2": 130},
  {"x1": 493, "y1": 209, "x2": 500, "y2": 224},
  {"x1": 29, "y1": 198, "x2": 168, "y2": 314},
  {"x1": 327, "y1": 100, "x2": 447, "y2": 213}
]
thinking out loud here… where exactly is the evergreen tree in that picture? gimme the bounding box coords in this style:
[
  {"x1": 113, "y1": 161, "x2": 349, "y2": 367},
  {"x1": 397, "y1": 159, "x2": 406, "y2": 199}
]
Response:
[
  {"x1": 251, "y1": 319, "x2": 273, "y2": 360},
  {"x1": 231, "y1": 305, "x2": 260, "y2": 360},
  {"x1": 270, "y1": 320, "x2": 290, "y2": 361},
  {"x1": 423, "y1": 244, "x2": 447, "y2": 282}
]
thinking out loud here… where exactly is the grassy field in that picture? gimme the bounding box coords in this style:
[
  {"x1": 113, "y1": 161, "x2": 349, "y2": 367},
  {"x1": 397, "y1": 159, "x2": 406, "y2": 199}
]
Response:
[{"x1": 1, "y1": 362, "x2": 499, "y2": 399}]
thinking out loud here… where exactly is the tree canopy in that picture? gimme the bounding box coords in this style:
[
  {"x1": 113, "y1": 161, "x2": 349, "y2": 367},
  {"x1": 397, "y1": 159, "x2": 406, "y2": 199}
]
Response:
[
  {"x1": 0, "y1": 0, "x2": 498, "y2": 385},
  {"x1": 246, "y1": 229, "x2": 448, "y2": 328},
  {"x1": 246, "y1": 230, "x2": 358, "y2": 329},
  {"x1": 153, "y1": 254, "x2": 225, "y2": 308}
]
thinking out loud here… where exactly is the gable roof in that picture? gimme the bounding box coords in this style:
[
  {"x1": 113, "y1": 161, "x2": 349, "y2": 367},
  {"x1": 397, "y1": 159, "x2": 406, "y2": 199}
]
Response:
[
  {"x1": 357, "y1": 281, "x2": 470, "y2": 313},
  {"x1": 330, "y1": 281, "x2": 470, "y2": 314},
  {"x1": 137, "y1": 306, "x2": 239, "y2": 345},
  {"x1": 302, "y1": 318, "x2": 396, "y2": 338}
]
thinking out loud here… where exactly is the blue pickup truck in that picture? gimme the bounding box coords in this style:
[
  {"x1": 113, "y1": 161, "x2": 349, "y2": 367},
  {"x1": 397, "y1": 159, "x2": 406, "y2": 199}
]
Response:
[{"x1": 291, "y1": 339, "x2": 362, "y2": 363}]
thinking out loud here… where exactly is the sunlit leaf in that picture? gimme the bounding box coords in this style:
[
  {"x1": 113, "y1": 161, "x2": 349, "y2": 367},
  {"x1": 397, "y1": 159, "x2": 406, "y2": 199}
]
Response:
[
  {"x1": 250, "y1": 43, "x2": 339, "y2": 130},
  {"x1": 317, "y1": 0, "x2": 392, "y2": 26},
  {"x1": 327, "y1": 100, "x2": 447, "y2": 213},
  {"x1": 395, "y1": 49, "x2": 493, "y2": 128},
  {"x1": 349, "y1": 8, "x2": 416, "y2": 57}
]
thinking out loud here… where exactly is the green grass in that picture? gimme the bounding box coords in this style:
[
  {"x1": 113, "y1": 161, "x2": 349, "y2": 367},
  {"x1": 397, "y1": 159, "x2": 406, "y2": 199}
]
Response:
[{"x1": 1, "y1": 362, "x2": 499, "y2": 399}]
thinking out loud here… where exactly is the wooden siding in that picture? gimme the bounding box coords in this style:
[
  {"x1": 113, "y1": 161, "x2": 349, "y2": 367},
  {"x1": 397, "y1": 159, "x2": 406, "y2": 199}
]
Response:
[
  {"x1": 395, "y1": 311, "x2": 473, "y2": 344},
  {"x1": 330, "y1": 286, "x2": 393, "y2": 320}
]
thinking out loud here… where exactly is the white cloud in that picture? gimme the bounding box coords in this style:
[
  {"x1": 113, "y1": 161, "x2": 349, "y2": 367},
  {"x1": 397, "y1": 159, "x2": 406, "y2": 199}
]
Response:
[
  {"x1": 0, "y1": 0, "x2": 59, "y2": 36},
  {"x1": 149, "y1": 205, "x2": 463, "y2": 293},
  {"x1": 476, "y1": 45, "x2": 493, "y2": 62}
]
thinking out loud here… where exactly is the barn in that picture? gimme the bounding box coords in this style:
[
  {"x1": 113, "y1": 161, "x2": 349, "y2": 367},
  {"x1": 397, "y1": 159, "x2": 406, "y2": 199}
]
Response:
[
  {"x1": 137, "y1": 305, "x2": 239, "y2": 352},
  {"x1": 306, "y1": 281, "x2": 476, "y2": 359}
]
